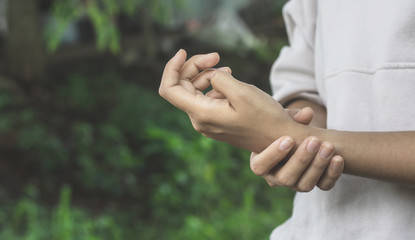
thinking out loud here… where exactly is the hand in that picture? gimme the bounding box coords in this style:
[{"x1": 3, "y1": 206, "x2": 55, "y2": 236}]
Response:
[
  {"x1": 159, "y1": 49, "x2": 301, "y2": 153},
  {"x1": 250, "y1": 107, "x2": 344, "y2": 191}
]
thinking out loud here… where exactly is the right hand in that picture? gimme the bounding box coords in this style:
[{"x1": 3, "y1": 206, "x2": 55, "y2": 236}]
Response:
[
  {"x1": 159, "y1": 49, "x2": 301, "y2": 153},
  {"x1": 250, "y1": 107, "x2": 344, "y2": 192}
]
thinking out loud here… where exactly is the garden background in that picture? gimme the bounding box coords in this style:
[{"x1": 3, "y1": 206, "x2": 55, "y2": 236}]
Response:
[{"x1": 0, "y1": 0, "x2": 294, "y2": 239}]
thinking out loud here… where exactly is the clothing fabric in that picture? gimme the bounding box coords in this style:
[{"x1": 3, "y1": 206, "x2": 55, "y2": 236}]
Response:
[{"x1": 269, "y1": 0, "x2": 415, "y2": 239}]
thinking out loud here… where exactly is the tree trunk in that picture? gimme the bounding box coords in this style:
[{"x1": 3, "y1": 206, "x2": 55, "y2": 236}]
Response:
[{"x1": 5, "y1": 0, "x2": 45, "y2": 82}]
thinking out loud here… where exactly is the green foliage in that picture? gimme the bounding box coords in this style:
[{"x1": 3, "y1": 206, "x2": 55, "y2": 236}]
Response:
[
  {"x1": 0, "y1": 184, "x2": 292, "y2": 239},
  {"x1": 45, "y1": 0, "x2": 185, "y2": 53},
  {"x1": 0, "y1": 71, "x2": 294, "y2": 238},
  {"x1": 0, "y1": 185, "x2": 122, "y2": 240},
  {"x1": 254, "y1": 39, "x2": 288, "y2": 63}
]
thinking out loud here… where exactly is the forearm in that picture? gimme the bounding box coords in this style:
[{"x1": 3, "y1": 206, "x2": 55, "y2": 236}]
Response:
[
  {"x1": 305, "y1": 127, "x2": 415, "y2": 186},
  {"x1": 285, "y1": 100, "x2": 414, "y2": 185}
]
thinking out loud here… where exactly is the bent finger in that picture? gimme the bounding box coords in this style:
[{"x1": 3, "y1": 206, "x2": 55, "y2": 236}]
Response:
[
  {"x1": 192, "y1": 67, "x2": 232, "y2": 92},
  {"x1": 285, "y1": 107, "x2": 314, "y2": 125},
  {"x1": 160, "y1": 49, "x2": 187, "y2": 90},
  {"x1": 273, "y1": 137, "x2": 321, "y2": 187},
  {"x1": 179, "y1": 52, "x2": 220, "y2": 80},
  {"x1": 250, "y1": 137, "x2": 294, "y2": 176},
  {"x1": 317, "y1": 155, "x2": 344, "y2": 191},
  {"x1": 295, "y1": 142, "x2": 334, "y2": 192},
  {"x1": 159, "y1": 49, "x2": 199, "y2": 111},
  {"x1": 205, "y1": 89, "x2": 226, "y2": 99},
  {"x1": 208, "y1": 70, "x2": 251, "y2": 108}
]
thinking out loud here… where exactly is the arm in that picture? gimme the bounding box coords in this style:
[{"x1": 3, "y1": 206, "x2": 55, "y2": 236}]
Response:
[
  {"x1": 159, "y1": 50, "x2": 344, "y2": 191},
  {"x1": 251, "y1": 101, "x2": 344, "y2": 191},
  {"x1": 159, "y1": 50, "x2": 414, "y2": 187},
  {"x1": 253, "y1": 103, "x2": 415, "y2": 186},
  {"x1": 306, "y1": 128, "x2": 415, "y2": 185},
  {"x1": 287, "y1": 99, "x2": 415, "y2": 185}
]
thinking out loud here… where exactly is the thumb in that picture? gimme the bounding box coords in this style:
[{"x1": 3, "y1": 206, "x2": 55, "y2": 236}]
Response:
[{"x1": 286, "y1": 107, "x2": 314, "y2": 125}]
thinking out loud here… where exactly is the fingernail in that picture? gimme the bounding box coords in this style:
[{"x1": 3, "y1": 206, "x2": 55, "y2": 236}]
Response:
[
  {"x1": 320, "y1": 143, "x2": 334, "y2": 159},
  {"x1": 331, "y1": 156, "x2": 343, "y2": 172},
  {"x1": 279, "y1": 138, "x2": 294, "y2": 151},
  {"x1": 306, "y1": 137, "x2": 319, "y2": 153},
  {"x1": 293, "y1": 109, "x2": 302, "y2": 118}
]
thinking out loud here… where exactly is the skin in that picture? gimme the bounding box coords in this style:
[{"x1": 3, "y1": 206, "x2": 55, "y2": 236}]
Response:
[
  {"x1": 251, "y1": 103, "x2": 344, "y2": 191},
  {"x1": 159, "y1": 50, "x2": 415, "y2": 188},
  {"x1": 160, "y1": 49, "x2": 344, "y2": 192}
]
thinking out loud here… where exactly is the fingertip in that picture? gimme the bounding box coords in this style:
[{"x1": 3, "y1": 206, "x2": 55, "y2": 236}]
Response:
[
  {"x1": 306, "y1": 136, "x2": 321, "y2": 153},
  {"x1": 278, "y1": 136, "x2": 294, "y2": 151},
  {"x1": 332, "y1": 155, "x2": 343, "y2": 162},
  {"x1": 201, "y1": 52, "x2": 220, "y2": 61},
  {"x1": 330, "y1": 155, "x2": 344, "y2": 172},
  {"x1": 217, "y1": 66, "x2": 232, "y2": 74},
  {"x1": 180, "y1": 49, "x2": 188, "y2": 58},
  {"x1": 168, "y1": 49, "x2": 186, "y2": 67},
  {"x1": 302, "y1": 106, "x2": 314, "y2": 113},
  {"x1": 208, "y1": 52, "x2": 220, "y2": 60},
  {"x1": 293, "y1": 106, "x2": 314, "y2": 124}
]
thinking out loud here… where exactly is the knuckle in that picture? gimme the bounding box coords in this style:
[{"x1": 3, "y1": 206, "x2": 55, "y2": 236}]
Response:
[
  {"x1": 190, "y1": 118, "x2": 207, "y2": 134},
  {"x1": 191, "y1": 115, "x2": 224, "y2": 137},
  {"x1": 275, "y1": 174, "x2": 295, "y2": 187},
  {"x1": 326, "y1": 165, "x2": 343, "y2": 179},
  {"x1": 327, "y1": 170, "x2": 341, "y2": 180},
  {"x1": 297, "y1": 154, "x2": 313, "y2": 165},
  {"x1": 191, "y1": 112, "x2": 211, "y2": 125},
  {"x1": 192, "y1": 123, "x2": 204, "y2": 133},
  {"x1": 313, "y1": 159, "x2": 330, "y2": 171},
  {"x1": 158, "y1": 87, "x2": 167, "y2": 98},
  {"x1": 250, "y1": 162, "x2": 266, "y2": 176},
  {"x1": 267, "y1": 180, "x2": 279, "y2": 188},
  {"x1": 210, "y1": 69, "x2": 227, "y2": 81}
]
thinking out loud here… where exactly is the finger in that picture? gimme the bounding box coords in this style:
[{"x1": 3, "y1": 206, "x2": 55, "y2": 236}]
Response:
[
  {"x1": 208, "y1": 70, "x2": 253, "y2": 108},
  {"x1": 205, "y1": 89, "x2": 226, "y2": 99},
  {"x1": 286, "y1": 107, "x2": 314, "y2": 125},
  {"x1": 159, "y1": 49, "x2": 198, "y2": 112},
  {"x1": 285, "y1": 109, "x2": 301, "y2": 119},
  {"x1": 192, "y1": 67, "x2": 232, "y2": 92},
  {"x1": 293, "y1": 107, "x2": 314, "y2": 124},
  {"x1": 317, "y1": 155, "x2": 344, "y2": 191},
  {"x1": 250, "y1": 137, "x2": 294, "y2": 176},
  {"x1": 179, "y1": 52, "x2": 220, "y2": 80},
  {"x1": 160, "y1": 49, "x2": 187, "y2": 89},
  {"x1": 295, "y1": 142, "x2": 335, "y2": 192},
  {"x1": 217, "y1": 66, "x2": 232, "y2": 74},
  {"x1": 269, "y1": 137, "x2": 321, "y2": 188}
]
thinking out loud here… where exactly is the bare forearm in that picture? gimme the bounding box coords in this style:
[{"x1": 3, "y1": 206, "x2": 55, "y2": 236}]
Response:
[
  {"x1": 306, "y1": 127, "x2": 415, "y2": 186},
  {"x1": 284, "y1": 99, "x2": 414, "y2": 185}
]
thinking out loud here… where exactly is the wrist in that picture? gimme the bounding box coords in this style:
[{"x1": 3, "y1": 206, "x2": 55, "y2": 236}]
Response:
[{"x1": 290, "y1": 123, "x2": 323, "y2": 147}]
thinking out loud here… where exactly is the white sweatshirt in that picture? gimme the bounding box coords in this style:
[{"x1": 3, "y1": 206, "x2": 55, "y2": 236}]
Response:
[{"x1": 270, "y1": 0, "x2": 415, "y2": 239}]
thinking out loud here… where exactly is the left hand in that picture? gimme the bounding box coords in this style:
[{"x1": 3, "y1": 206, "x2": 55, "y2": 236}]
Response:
[
  {"x1": 251, "y1": 136, "x2": 344, "y2": 192},
  {"x1": 159, "y1": 49, "x2": 300, "y2": 153},
  {"x1": 250, "y1": 107, "x2": 344, "y2": 192}
]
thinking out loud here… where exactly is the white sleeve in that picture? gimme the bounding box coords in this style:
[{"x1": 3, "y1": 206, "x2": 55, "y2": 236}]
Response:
[{"x1": 270, "y1": 0, "x2": 322, "y2": 106}]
